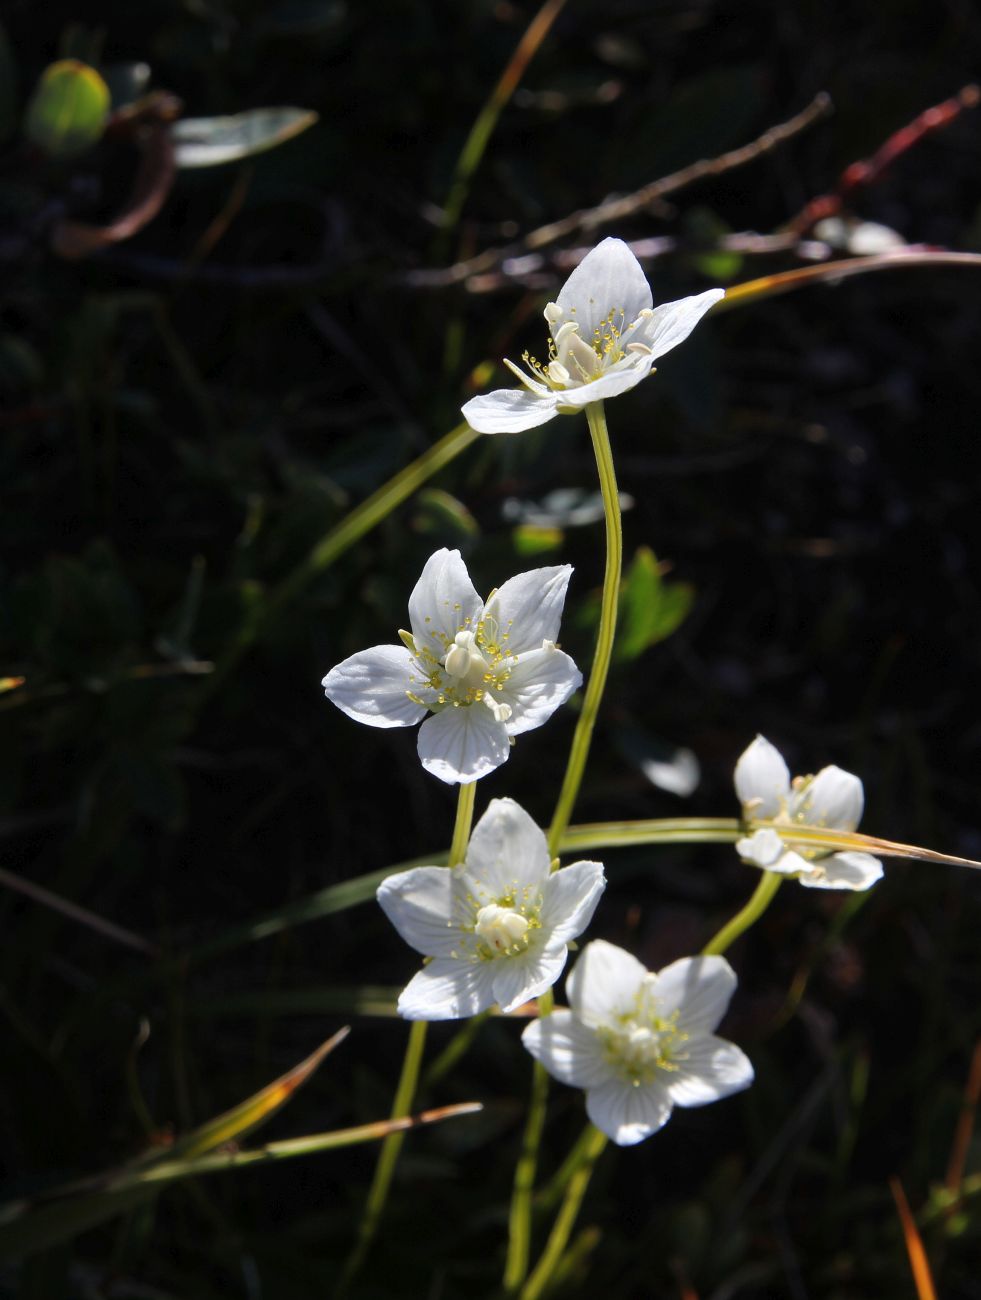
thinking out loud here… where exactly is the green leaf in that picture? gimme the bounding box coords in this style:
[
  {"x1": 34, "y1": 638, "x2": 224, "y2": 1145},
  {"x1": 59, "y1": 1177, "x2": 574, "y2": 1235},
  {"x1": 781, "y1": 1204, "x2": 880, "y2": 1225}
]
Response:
[
  {"x1": 512, "y1": 524, "x2": 564, "y2": 557},
  {"x1": 24, "y1": 59, "x2": 110, "y2": 158},
  {"x1": 614, "y1": 547, "x2": 694, "y2": 662},
  {"x1": 171, "y1": 107, "x2": 318, "y2": 168}
]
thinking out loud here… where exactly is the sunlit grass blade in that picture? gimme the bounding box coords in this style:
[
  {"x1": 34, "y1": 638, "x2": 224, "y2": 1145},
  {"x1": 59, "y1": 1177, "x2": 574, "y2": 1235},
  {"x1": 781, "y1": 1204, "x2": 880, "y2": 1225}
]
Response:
[
  {"x1": 159, "y1": 1026, "x2": 350, "y2": 1162},
  {"x1": 0, "y1": 1097, "x2": 482, "y2": 1261},
  {"x1": 719, "y1": 252, "x2": 981, "y2": 312},
  {"x1": 890, "y1": 1177, "x2": 939, "y2": 1300},
  {"x1": 560, "y1": 817, "x2": 981, "y2": 870}
]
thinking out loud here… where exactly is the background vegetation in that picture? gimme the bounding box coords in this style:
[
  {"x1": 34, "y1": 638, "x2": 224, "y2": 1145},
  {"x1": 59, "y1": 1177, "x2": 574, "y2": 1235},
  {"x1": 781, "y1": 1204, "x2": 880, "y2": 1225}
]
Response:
[{"x1": 2, "y1": 1, "x2": 981, "y2": 1295}]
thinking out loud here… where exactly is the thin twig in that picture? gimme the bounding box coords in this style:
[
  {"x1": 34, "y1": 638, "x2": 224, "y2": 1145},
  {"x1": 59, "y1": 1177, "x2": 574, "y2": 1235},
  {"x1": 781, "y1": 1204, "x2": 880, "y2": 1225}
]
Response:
[
  {"x1": 407, "y1": 92, "x2": 833, "y2": 288},
  {"x1": 786, "y1": 84, "x2": 980, "y2": 234},
  {"x1": 0, "y1": 866, "x2": 158, "y2": 957}
]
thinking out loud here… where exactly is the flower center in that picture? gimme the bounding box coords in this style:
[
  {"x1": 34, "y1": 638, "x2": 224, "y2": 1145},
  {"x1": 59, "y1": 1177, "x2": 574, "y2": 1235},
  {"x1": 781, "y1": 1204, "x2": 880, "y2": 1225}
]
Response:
[
  {"x1": 405, "y1": 613, "x2": 515, "y2": 720},
  {"x1": 474, "y1": 903, "x2": 531, "y2": 955},
  {"x1": 601, "y1": 997, "x2": 687, "y2": 1086}
]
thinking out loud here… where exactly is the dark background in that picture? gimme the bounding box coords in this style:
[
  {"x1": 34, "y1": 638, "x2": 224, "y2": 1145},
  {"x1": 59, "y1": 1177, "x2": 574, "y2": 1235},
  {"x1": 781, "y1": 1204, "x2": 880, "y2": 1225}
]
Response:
[{"x1": 2, "y1": 1, "x2": 981, "y2": 1295}]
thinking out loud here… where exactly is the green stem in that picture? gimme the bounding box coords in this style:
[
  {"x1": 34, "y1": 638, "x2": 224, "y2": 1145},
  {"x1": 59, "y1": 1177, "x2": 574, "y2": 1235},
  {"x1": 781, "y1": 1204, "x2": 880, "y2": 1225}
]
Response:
[
  {"x1": 449, "y1": 780, "x2": 477, "y2": 866},
  {"x1": 520, "y1": 1124, "x2": 608, "y2": 1300},
  {"x1": 702, "y1": 869, "x2": 782, "y2": 957},
  {"x1": 339, "y1": 783, "x2": 476, "y2": 1293},
  {"x1": 547, "y1": 401, "x2": 622, "y2": 859},
  {"x1": 504, "y1": 990, "x2": 553, "y2": 1293},
  {"x1": 209, "y1": 420, "x2": 479, "y2": 695}
]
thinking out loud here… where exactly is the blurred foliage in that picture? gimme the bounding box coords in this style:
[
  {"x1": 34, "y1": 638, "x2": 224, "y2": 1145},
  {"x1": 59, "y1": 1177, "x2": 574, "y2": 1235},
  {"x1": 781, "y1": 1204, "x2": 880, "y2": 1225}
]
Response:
[{"x1": 2, "y1": 0, "x2": 981, "y2": 1296}]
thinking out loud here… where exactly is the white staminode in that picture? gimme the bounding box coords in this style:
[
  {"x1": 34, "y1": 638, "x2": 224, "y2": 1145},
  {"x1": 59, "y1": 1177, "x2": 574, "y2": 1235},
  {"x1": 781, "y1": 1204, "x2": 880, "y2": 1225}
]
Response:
[
  {"x1": 461, "y1": 237, "x2": 724, "y2": 434},
  {"x1": 322, "y1": 548, "x2": 582, "y2": 785},
  {"x1": 733, "y1": 735, "x2": 883, "y2": 891},
  {"x1": 377, "y1": 798, "x2": 606, "y2": 1019},
  {"x1": 522, "y1": 940, "x2": 753, "y2": 1146}
]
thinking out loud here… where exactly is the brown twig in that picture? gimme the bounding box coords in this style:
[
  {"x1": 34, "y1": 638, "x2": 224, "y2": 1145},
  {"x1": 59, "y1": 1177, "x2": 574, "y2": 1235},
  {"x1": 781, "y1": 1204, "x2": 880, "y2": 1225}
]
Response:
[
  {"x1": 0, "y1": 866, "x2": 158, "y2": 957},
  {"x1": 786, "y1": 84, "x2": 981, "y2": 235},
  {"x1": 406, "y1": 92, "x2": 833, "y2": 288}
]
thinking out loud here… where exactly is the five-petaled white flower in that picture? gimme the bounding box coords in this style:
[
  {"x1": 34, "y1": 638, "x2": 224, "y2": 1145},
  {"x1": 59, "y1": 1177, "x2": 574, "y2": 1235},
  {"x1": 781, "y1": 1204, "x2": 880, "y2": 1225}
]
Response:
[
  {"x1": 522, "y1": 940, "x2": 753, "y2": 1146},
  {"x1": 734, "y1": 735, "x2": 883, "y2": 891},
  {"x1": 461, "y1": 237, "x2": 723, "y2": 434},
  {"x1": 321, "y1": 549, "x2": 581, "y2": 785},
  {"x1": 377, "y1": 798, "x2": 605, "y2": 1019}
]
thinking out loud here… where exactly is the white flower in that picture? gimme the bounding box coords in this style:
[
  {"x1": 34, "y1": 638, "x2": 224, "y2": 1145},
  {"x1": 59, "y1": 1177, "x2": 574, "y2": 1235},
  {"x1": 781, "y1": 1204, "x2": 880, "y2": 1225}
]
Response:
[
  {"x1": 377, "y1": 798, "x2": 605, "y2": 1019},
  {"x1": 522, "y1": 940, "x2": 753, "y2": 1146},
  {"x1": 733, "y1": 735, "x2": 883, "y2": 891},
  {"x1": 322, "y1": 548, "x2": 582, "y2": 785},
  {"x1": 461, "y1": 238, "x2": 724, "y2": 434}
]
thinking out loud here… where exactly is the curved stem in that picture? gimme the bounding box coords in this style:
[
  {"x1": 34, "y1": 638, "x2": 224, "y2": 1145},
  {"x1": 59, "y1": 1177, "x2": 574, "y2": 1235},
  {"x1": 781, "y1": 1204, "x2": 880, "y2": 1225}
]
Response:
[
  {"x1": 504, "y1": 990, "x2": 553, "y2": 1292},
  {"x1": 548, "y1": 401, "x2": 622, "y2": 858},
  {"x1": 702, "y1": 869, "x2": 782, "y2": 957},
  {"x1": 521, "y1": 1124, "x2": 608, "y2": 1300},
  {"x1": 339, "y1": 783, "x2": 476, "y2": 1293}
]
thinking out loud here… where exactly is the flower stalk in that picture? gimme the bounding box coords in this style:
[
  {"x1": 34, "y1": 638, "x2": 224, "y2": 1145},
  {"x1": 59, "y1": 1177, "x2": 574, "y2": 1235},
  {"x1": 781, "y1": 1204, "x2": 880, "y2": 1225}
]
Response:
[
  {"x1": 702, "y1": 868, "x2": 782, "y2": 957},
  {"x1": 547, "y1": 400, "x2": 622, "y2": 858},
  {"x1": 520, "y1": 1124, "x2": 608, "y2": 1300}
]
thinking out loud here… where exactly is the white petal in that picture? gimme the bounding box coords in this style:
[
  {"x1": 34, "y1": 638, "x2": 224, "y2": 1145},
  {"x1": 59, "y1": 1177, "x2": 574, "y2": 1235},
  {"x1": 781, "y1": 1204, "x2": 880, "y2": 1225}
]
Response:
[
  {"x1": 416, "y1": 706, "x2": 510, "y2": 785},
  {"x1": 461, "y1": 388, "x2": 560, "y2": 434},
  {"x1": 492, "y1": 947, "x2": 566, "y2": 1013},
  {"x1": 550, "y1": 354, "x2": 653, "y2": 407},
  {"x1": 791, "y1": 764, "x2": 864, "y2": 832},
  {"x1": 554, "y1": 238, "x2": 653, "y2": 346},
  {"x1": 482, "y1": 565, "x2": 573, "y2": 653},
  {"x1": 464, "y1": 798, "x2": 551, "y2": 889},
  {"x1": 734, "y1": 735, "x2": 790, "y2": 818},
  {"x1": 541, "y1": 860, "x2": 606, "y2": 946},
  {"x1": 521, "y1": 1011, "x2": 615, "y2": 1089},
  {"x1": 735, "y1": 827, "x2": 785, "y2": 868},
  {"x1": 566, "y1": 940, "x2": 647, "y2": 1027},
  {"x1": 322, "y1": 645, "x2": 425, "y2": 728},
  {"x1": 376, "y1": 867, "x2": 461, "y2": 958},
  {"x1": 408, "y1": 549, "x2": 483, "y2": 658},
  {"x1": 638, "y1": 288, "x2": 725, "y2": 361},
  {"x1": 649, "y1": 955, "x2": 737, "y2": 1036},
  {"x1": 667, "y1": 1035, "x2": 754, "y2": 1106},
  {"x1": 585, "y1": 1078, "x2": 673, "y2": 1146},
  {"x1": 800, "y1": 851, "x2": 883, "y2": 891},
  {"x1": 499, "y1": 645, "x2": 582, "y2": 736},
  {"x1": 397, "y1": 957, "x2": 495, "y2": 1020}
]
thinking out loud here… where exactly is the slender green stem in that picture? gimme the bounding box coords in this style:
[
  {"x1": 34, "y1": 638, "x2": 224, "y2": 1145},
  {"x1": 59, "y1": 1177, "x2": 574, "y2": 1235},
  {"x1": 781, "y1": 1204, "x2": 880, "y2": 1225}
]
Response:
[
  {"x1": 521, "y1": 1124, "x2": 608, "y2": 1300},
  {"x1": 339, "y1": 783, "x2": 476, "y2": 1293},
  {"x1": 504, "y1": 990, "x2": 553, "y2": 1293},
  {"x1": 702, "y1": 869, "x2": 782, "y2": 957},
  {"x1": 548, "y1": 401, "x2": 622, "y2": 859},
  {"x1": 449, "y1": 780, "x2": 477, "y2": 866}
]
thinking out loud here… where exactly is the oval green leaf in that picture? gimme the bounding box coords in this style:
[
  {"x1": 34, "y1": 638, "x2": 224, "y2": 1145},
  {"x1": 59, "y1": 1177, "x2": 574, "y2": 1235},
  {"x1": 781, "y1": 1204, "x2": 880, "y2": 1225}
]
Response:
[{"x1": 24, "y1": 59, "x2": 109, "y2": 157}]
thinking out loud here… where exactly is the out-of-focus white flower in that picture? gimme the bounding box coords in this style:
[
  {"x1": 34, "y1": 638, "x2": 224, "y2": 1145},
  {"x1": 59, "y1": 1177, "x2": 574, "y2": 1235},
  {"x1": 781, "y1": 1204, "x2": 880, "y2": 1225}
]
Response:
[
  {"x1": 322, "y1": 549, "x2": 581, "y2": 785},
  {"x1": 377, "y1": 799, "x2": 605, "y2": 1019},
  {"x1": 733, "y1": 735, "x2": 883, "y2": 891},
  {"x1": 522, "y1": 940, "x2": 753, "y2": 1146},
  {"x1": 461, "y1": 238, "x2": 723, "y2": 434}
]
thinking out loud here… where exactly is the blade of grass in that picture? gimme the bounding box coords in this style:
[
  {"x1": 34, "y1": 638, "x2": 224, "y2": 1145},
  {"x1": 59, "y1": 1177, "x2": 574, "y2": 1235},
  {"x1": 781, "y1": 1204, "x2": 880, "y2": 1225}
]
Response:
[
  {"x1": 437, "y1": 0, "x2": 569, "y2": 253},
  {"x1": 890, "y1": 1177, "x2": 939, "y2": 1300},
  {"x1": 0, "y1": 1101, "x2": 481, "y2": 1261},
  {"x1": 719, "y1": 252, "x2": 981, "y2": 313}
]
